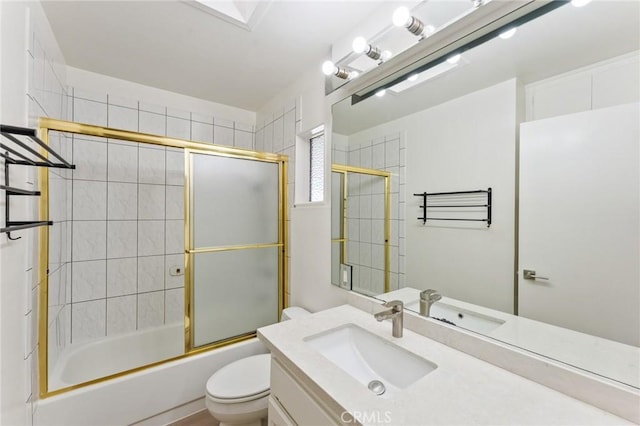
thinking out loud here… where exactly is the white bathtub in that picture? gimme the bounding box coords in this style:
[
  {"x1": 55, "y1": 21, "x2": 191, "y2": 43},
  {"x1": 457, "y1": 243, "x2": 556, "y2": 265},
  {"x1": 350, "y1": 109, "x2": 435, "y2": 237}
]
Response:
[
  {"x1": 50, "y1": 323, "x2": 185, "y2": 390},
  {"x1": 39, "y1": 325, "x2": 268, "y2": 426}
]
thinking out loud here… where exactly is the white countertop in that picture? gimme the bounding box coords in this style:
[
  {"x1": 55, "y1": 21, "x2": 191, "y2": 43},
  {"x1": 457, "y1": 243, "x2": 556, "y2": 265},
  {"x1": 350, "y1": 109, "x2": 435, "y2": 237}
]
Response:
[
  {"x1": 258, "y1": 304, "x2": 630, "y2": 426},
  {"x1": 379, "y1": 288, "x2": 640, "y2": 388}
]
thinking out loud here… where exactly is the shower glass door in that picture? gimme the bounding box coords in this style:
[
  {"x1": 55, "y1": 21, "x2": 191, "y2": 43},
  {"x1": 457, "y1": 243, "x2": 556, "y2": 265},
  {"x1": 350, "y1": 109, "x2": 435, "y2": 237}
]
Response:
[{"x1": 188, "y1": 151, "x2": 285, "y2": 348}]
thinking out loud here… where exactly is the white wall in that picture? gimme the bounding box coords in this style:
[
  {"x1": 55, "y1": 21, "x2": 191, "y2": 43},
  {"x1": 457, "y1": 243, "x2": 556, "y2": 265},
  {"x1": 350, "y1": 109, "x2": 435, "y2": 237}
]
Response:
[
  {"x1": 1, "y1": 1, "x2": 68, "y2": 424},
  {"x1": 256, "y1": 65, "x2": 348, "y2": 312}
]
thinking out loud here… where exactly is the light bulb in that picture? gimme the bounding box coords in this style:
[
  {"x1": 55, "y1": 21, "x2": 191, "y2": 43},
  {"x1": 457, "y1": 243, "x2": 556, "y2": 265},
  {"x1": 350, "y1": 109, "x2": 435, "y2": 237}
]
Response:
[
  {"x1": 352, "y1": 36, "x2": 368, "y2": 54},
  {"x1": 423, "y1": 25, "x2": 435, "y2": 37},
  {"x1": 321, "y1": 60, "x2": 336, "y2": 76},
  {"x1": 392, "y1": 7, "x2": 411, "y2": 27},
  {"x1": 381, "y1": 50, "x2": 392, "y2": 61},
  {"x1": 375, "y1": 89, "x2": 386, "y2": 97},
  {"x1": 446, "y1": 54, "x2": 461, "y2": 64},
  {"x1": 407, "y1": 74, "x2": 419, "y2": 82},
  {"x1": 349, "y1": 70, "x2": 360, "y2": 79},
  {"x1": 499, "y1": 27, "x2": 517, "y2": 39},
  {"x1": 571, "y1": 0, "x2": 591, "y2": 7}
]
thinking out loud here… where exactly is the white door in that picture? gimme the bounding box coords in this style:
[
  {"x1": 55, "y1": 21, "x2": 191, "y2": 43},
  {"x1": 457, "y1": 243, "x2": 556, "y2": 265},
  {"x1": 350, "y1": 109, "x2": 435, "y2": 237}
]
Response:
[{"x1": 518, "y1": 102, "x2": 639, "y2": 347}]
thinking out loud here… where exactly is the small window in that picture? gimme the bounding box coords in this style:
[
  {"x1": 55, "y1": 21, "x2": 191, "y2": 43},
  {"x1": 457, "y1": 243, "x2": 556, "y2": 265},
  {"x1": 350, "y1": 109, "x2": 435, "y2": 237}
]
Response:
[{"x1": 309, "y1": 133, "x2": 325, "y2": 202}]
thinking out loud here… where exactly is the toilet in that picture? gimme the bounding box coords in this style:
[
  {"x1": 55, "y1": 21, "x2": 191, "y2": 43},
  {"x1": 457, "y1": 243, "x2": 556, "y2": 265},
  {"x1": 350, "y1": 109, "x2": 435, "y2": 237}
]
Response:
[{"x1": 205, "y1": 307, "x2": 311, "y2": 426}]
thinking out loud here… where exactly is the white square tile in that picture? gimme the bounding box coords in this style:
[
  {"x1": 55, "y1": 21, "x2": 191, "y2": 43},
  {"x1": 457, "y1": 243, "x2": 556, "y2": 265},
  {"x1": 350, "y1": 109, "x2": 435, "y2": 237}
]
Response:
[
  {"x1": 255, "y1": 129, "x2": 264, "y2": 151},
  {"x1": 107, "y1": 221, "x2": 137, "y2": 259},
  {"x1": 107, "y1": 94, "x2": 137, "y2": 109},
  {"x1": 73, "y1": 221, "x2": 106, "y2": 261},
  {"x1": 139, "y1": 102, "x2": 165, "y2": 115},
  {"x1": 72, "y1": 260, "x2": 106, "y2": 302},
  {"x1": 73, "y1": 180, "x2": 107, "y2": 220},
  {"x1": 167, "y1": 116, "x2": 190, "y2": 140},
  {"x1": 166, "y1": 150, "x2": 185, "y2": 186},
  {"x1": 359, "y1": 195, "x2": 372, "y2": 219},
  {"x1": 361, "y1": 146, "x2": 372, "y2": 168},
  {"x1": 191, "y1": 112, "x2": 213, "y2": 124},
  {"x1": 215, "y1": 117, "x2": 234, "y2": 128},
  {"x1": 214, "y1": 125, "x2": 233, "y2": 147},
  {"x1": 165, "y1": 254, "x2": 185, "y2": 289},
  {"x1": 372, "y1": 219, "x2": 385, "y2": 244},
  {"x1": 108, "y1": 143, "x2": 138, "y2": 183},
  {"x1": 359, "y1": 242, "x2": 372, "y2": 267},
  {"x1": 371, "y1": 244, "x2": 385, "y2": 270},
  {"x1": 107, "y1": 257, "x2": 137, "y2": 297},
  {"x1": 166, "y1": 185, "x2": 184, "y2": 220},
  {"x1": 347, "y1": 196, "x2": 359, "y2": 219},
  {"x1": 385, "y1": 139, "x2": 400, "y2": 168},
  {"x1": 272, "y1": 116, "x2": 283, "y2": 153},
  {"x1": 108, "y1": 105, "x2": 138, "y2": 132},
  {"x1": 138, "y1": 291, "x2": 164, "y2": 329},
  {"x1": 165, "y1": 288, "x2": 184, "y2": 325},
  {"x1": 139, "y1": 111, "x2": 166, "y2": 136},
  {"x1": 359, "y1": 219, "x2": 372, "y2": 244},
  {"x1": 390, "y1": 220, "x2": 399, "y2": 247},
  {"x1": 107, "y1": 295, "x2": 137, "y2": 336},
  {"x1": 371, "y1": 269, "x2": 384, "y2": 292},
  {"x1": 283, "y1": 110, "x2": 295, "y2": 150},
  {"x1": 108, "y1": 182, "x2": 137, "y2": 220},
  {"x1": 347, "y1": 218, "x2": 359, "y2": 242},
  {"x1": 138, "y1": 255, "x2": 164, "y2": 293},
  {"x1": 372, "y1": 143, "x2": 385, "y2": 170},
  {"x1": 71, "y1": 299, "x2": 106, "y2": 343},
  {"x1": 372, "y1": 194, "x2": 385, "y2": 219},
  {"x1": 73, "y1": 98, "x2": 107, "y2": 127},
  {"x1": 138, "y1": 184, "x2": 165, "y2": 220},
  {"x1": 234, "y1": 130, "x2": 253, "y2": 150},
  {"x1": 348, "y1": 150, "x2": 360, "y2": 167},
  {"x1": 359, "y1": 266, "x2": 371, "y2": 289},
  {"x1": 165, "y1": 220, "x2": 184, "y2": 255},
  {"x1": 191, "y1": 121, "x2": 213, "y2": 143},
  {"x1": 72, "y1": 138, "x2": 107, "y2": 181},
  {"x1": 390, "y1": 246, "x2": 399, "y2": 273},
  {"x1": 73, "y1": 88, "x2": 106, "y2": 103},
  {"x1": 167, "y1": 108, "x2": 189, "y2": 119},
  {"x1": 138, "y1": 221, "x2": 165, "y2": 256},
  {"x1": 139, "y1": 147, "x2": 166, "y2": 184}
]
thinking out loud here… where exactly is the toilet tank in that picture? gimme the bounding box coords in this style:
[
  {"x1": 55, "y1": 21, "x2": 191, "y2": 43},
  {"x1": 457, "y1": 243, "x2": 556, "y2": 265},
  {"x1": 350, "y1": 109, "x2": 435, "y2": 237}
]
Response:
[{"x1": 281, "y1": 307, "x2": 311, "y2": 321}]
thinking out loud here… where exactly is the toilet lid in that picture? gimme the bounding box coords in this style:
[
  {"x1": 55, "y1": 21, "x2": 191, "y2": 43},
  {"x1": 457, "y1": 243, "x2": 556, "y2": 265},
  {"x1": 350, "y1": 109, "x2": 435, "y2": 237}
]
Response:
[{"x1": 206, "y1": 354, "x2": 271, "y2": 400}]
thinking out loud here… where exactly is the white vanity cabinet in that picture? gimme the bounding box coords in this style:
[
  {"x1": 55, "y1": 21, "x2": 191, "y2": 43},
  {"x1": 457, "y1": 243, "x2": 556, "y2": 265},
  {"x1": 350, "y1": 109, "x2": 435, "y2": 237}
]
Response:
[{"x1": 268, "y1": 356, "x2": 341, "y2": 426}]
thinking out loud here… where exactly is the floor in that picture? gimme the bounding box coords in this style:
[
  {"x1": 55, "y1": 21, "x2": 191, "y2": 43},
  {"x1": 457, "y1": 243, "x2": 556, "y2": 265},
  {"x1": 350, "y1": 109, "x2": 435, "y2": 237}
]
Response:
[{"x1": 170, "y1": 410, "x2": 217, "y2": 426}]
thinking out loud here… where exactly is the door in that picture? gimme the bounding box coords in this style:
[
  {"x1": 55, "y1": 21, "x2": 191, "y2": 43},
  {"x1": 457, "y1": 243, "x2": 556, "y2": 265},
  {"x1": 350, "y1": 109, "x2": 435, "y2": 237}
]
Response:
[{"x1": 518, "y1": 102, "x2": 639, "y2": 346}]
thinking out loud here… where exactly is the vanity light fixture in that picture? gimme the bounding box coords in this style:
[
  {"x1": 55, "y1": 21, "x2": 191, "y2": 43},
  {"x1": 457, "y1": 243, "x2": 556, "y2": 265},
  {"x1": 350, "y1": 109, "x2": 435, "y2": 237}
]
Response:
[
  {"x1": 392, "y1": 7, "x2": 435, "y2": 38},
  {"x1": 322, "y1": 60, "x2": 351, "y2": 79},
  {"x1": 352, "y1": 36, "x2": 383, "y2": 61},
  {"x1": 571, "y1": 0, "x2": 592, "y2": 7},
  {"x1": 499, "y1": 27, "x2": 517, "y2": 39}
]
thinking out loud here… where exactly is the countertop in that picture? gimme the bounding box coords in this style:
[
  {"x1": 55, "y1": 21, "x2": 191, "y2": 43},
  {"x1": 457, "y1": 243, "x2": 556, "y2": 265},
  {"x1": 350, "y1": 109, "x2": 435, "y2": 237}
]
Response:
[
  {"x1": 378, "y1": 287, "x2": 640, "y2": 388},
  {"x1": 258, "y1": 304, "x2": 630, "y2": 426}
]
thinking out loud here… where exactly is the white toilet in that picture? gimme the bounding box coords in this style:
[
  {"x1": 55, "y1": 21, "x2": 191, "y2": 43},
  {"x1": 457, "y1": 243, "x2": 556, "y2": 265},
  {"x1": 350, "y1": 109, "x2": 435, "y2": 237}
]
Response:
[{"x1": 205, "y1": 307, "x2": 311, "y2": 426}]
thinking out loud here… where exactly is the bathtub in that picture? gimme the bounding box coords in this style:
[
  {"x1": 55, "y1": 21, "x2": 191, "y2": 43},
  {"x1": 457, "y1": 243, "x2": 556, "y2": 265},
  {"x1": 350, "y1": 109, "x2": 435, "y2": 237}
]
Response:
[
  {"x1": 50, "y1": 323, "x2": 185, "y2": 390},
  {"x1": 39, "y1": 325, "x2": 268, "y2": 426}
]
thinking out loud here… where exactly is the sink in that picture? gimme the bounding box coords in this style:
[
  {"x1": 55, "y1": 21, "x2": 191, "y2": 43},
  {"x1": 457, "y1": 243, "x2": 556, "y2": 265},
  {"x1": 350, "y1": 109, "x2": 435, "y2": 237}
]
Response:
[
  {"x1": 303, "y1": 324, "x2": 437, "y2": 398},
  {"x1": 406, "y1": 301, "x2": 505, "y2": 334}
]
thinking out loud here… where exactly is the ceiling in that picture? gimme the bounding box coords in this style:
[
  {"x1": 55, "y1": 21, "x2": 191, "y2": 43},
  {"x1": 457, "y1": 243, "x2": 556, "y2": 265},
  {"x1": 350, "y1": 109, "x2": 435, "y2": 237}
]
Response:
[
  {"x1": 333, "y1": 0, "x2": 640, "y2": 135},
  {"x1": 41, "y1": 0, "x2": 385, "y2": 112}
]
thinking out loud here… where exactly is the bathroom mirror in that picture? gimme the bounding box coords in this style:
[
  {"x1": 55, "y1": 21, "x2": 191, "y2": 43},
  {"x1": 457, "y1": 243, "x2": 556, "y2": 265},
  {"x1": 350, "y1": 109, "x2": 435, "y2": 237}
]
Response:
[{"x1": 331, "y1": 0, "x2": 639, "y2": 388}]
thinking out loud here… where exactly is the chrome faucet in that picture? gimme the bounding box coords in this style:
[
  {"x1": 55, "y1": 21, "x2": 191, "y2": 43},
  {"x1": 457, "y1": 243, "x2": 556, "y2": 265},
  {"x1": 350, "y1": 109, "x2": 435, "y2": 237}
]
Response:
[
  {"x1": 374, "y1": 300, "x2": 403, "y2": 338},
  {"x1": 420, "y1": 289, "x2": 442, "y2": 317}
]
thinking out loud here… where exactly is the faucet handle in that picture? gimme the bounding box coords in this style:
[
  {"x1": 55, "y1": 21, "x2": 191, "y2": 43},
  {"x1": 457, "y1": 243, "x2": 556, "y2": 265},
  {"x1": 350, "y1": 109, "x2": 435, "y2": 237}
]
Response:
[{"x1": 383, "y1": 300, "x2": 403, "y2": 311}]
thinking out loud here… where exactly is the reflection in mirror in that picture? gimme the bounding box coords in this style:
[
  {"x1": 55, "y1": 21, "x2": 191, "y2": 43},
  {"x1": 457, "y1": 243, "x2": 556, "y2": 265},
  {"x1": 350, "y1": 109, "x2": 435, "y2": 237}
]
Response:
[
  {"x1": 330, "y1": 165, "x2": 391, "y2": 296},
  {"x1": 331, "y1": 1, "x2": 639, "y2": 388}
]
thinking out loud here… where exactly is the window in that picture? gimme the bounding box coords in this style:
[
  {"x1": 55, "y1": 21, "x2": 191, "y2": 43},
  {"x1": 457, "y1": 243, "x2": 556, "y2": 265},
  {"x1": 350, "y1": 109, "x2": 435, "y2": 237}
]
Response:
[{"x1": 309, "y1": 132, "x2": 324, "y2": 202}]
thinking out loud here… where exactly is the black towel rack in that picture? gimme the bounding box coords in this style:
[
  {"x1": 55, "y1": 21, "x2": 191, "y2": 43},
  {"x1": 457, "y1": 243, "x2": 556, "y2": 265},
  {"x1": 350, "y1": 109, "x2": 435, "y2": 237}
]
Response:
[
  {"x1": 1, "y1": 124, "x2": 75, "y2": 240},
  {"x1": 413, "y1": 188, "x2": 492, "y2": 227}
]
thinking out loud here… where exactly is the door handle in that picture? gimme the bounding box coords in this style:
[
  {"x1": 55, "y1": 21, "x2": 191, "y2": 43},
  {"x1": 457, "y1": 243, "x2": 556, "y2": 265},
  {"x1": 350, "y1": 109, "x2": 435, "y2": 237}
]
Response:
[{"x1": 523, "y1": 269, "x2": 549, "y2": 280}]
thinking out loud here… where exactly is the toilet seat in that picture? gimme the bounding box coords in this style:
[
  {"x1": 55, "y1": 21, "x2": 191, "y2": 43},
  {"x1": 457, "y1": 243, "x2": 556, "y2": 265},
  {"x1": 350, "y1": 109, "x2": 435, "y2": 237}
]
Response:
[{"x1": 206, "y1": 354, "x2": 271, "y2": 403}]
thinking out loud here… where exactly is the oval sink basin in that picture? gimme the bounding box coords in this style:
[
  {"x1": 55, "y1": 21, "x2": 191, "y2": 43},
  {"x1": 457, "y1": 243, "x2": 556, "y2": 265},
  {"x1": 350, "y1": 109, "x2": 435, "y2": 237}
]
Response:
[
  {"x1": 303, "y1": 324, "x2": 437, "y2": 398},
  {"x1": 406, "y1": 301, "x2": 505, "y2": 334}
]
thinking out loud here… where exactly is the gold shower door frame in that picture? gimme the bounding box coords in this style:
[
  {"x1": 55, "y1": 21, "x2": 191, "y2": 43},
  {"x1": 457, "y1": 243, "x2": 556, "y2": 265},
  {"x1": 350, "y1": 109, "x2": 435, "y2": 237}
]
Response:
[
  {"x1": 37, "y1": 118, "x2": 288, "y2": 398},
  {"x1": 331, "y1": 164, "x2": 391, "y2": 294}
]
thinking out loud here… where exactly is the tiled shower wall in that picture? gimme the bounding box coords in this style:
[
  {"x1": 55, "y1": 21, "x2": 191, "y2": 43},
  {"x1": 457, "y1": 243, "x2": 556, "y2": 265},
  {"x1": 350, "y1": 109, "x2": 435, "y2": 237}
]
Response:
[
  {"x1": 255, "y1": 99, "x2": 300, "y2": 303},
  {"x1": 332, "y1": 133, "x2": 406, "y2": 295},
  {"x1": 67, "y1": 88, "x2": 256, "y2": 345}
]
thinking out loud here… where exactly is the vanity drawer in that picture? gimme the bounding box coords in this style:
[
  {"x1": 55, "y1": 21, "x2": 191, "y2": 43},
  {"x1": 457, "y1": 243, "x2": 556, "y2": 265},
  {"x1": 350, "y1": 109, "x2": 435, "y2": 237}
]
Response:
[{"x1": 270, "y1": 358, "x2": 338, "y2": 426}]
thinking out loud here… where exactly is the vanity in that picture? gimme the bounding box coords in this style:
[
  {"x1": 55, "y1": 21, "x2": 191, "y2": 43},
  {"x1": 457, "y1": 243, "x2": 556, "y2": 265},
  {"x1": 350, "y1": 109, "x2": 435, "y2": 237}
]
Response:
[{"x1": 258, "y1": 304, "x2": 632, "y2": 425}]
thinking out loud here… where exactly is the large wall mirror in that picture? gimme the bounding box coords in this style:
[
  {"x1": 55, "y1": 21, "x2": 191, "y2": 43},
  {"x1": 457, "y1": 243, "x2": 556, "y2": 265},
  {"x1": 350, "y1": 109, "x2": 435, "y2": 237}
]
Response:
[{"x1": 331, "y1": 0, "x2": 639, "y2": 388}]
